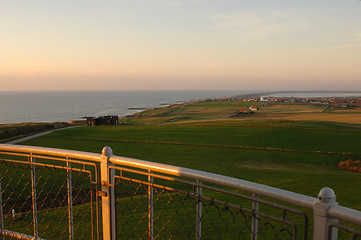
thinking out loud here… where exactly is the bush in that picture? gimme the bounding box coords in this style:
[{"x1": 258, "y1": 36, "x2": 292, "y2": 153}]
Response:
[{"x1": 338, "y1": 159, "x2": 361, "y2": 173}]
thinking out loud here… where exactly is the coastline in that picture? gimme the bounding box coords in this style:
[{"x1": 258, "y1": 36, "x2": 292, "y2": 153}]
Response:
[
  {"x1": 0, "y1": 90, "x2": 245, "y2": 125},
  {"x1": 1, "y1": 90, "x2": 361, "y2": 125}
]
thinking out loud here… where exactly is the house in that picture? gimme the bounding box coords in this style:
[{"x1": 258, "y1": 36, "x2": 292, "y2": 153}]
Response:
[
  {"x1": 240, "y1": 108, "x2": 254, "y2": 114},
  {"x1": 260, "y1": 96, "x2": 269, "y2": 102},
  {"x1": 83, "y1": 115, "x2": 119, "y2": 126},
  {"x1": 227, "y1": 108, "x2": 253, "y2": 117},
  {"x1": 249, "y1": 106, "x2": 258, "y2": 111}
]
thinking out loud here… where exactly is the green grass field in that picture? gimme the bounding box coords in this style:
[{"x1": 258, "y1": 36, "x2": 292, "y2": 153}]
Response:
[
  {"x1": 0, "y1": 123, "x2": 55, "y2": 142},
  {"x1": 0, "y1": 122, "x2": 79, "y2": 143},
  {"x1": 19, "y1": 118, "x2": 361, "y2": 210},
  {"x1": 3, "y1": 100, "x2": 361, "y2": 238},
  {"x1": 125, "y1": 101, "x2": 264, "y2": 124}
]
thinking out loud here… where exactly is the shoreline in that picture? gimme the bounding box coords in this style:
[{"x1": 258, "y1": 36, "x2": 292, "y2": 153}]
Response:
[{"x1": 1, "y1": 90, "x2": 361, "y2": 125}]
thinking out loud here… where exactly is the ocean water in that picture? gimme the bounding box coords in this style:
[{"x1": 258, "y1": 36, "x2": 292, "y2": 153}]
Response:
[{"x1": 0, "y1": 90, "x2": 248, "y2": 124}]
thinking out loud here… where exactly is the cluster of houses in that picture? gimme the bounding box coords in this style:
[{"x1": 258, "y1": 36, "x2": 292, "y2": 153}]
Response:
[
  {"x1": 206, "y1": 95, "x2": 360, "y2": 108},
  {"x1": 199, "y1": 94, "x2": 360, "y2": 106},
  {"x1": 257, "y1": 96, "x2": 359, "y2": 107}
]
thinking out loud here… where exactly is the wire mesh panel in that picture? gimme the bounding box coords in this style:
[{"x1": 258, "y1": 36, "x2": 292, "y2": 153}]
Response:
[
  {"x1": 113, "y1": 167, "x2": 308, "y2": 240},
  {"x1": 0, "y1": 159, "x2": 98, "y2": 240},
  {"x1": 2, "y1": 145, "x2": 361, "y2": 239},
  {"x1": 115, "y1": 179, "x2": 196, "y2": 239}
]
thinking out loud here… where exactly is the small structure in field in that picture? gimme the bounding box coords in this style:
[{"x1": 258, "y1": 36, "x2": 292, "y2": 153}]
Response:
[
  {"x1": 239, "y1": 108, "x2": 248, "y2": 113},
  {"x1": 240, "y1": 108, "x2": 254, "y2": 114},
  {"x1": 228, "y1": 108, "x2": 254, "y2": 117},
  {"x1": 83, "y1": 115, "x2": 119, "y2": 126},
  {"x1": 249, "y1": 106, "x2": 258, "y2": 111}
]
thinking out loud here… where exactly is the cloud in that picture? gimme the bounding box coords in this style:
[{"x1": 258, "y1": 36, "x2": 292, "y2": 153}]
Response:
[
  {"x1": 304, "y1": 42, "x2": 361, "y2": 51},
  {"x1": 209, "y1": 11, "x2": 310, "y2": 40},
  {"x1": 128, "y1": 70, "x2": 138, "y2": 76},
  {"x1": 155, "y1": 0, "x2": 183, "y2": 7},
  {"x1": 8, "y1": 61, "x2": 52, "y2": 70},
  {"x1": 323, "y1": 33, "x2": 361, "y2": 50},
  {"x1": 202, "y1": 63, "x2": 222, "y2": 68},
  {"x1": 330, "y1": 43, "x2": 361, "y2": 50}
]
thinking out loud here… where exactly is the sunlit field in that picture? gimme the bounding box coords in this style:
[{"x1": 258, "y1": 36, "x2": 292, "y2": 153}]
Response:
[{"x1": 19, "y1": 100, "x2": 361, "y2": 211}]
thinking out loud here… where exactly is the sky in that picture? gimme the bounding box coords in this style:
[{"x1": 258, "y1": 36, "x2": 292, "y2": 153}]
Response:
[{"x1": 1, "y1": 0, "x2": 361, "y2": 91}]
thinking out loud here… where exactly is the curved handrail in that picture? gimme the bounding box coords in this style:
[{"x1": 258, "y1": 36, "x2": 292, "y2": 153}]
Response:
[
  {"x1": 0, "y1": 144, "x2": 101, "y2": 162},
  {"x1": 0, "y1": 229, "x2": 45, "y2": 240},
  {"x1": 328, "y1": 205, "x2": 361, "y2": 226},
  {"x1": 0, "y1": 144, "x2": 316, "y2": 209},
  {"x1": 109, "y1": 154, "x2": 317, "y2": 209},
  {"x1": 2, "y1": 144, "x2": 361, "y2": 227}
]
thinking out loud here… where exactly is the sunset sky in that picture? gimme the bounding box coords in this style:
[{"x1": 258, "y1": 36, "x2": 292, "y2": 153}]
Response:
[{"x1": 1, "y1": 0, "x2": 361, "y2": 91}]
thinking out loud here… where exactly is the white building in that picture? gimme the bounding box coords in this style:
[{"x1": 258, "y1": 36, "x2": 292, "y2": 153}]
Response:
[{"x1": 260, "y1": 96, "x2": 269, "y2": 102}]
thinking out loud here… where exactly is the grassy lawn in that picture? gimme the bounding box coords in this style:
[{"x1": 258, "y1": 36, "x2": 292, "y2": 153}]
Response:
[
  {"x1": 19, "y1": 117, "x2": 361, "y2": 210},
  {"x1": 259, "y1": 102, "x2": 361, "y2": 125},
  {"x1": 0, "y1": 122, "x2": 79, "y2": 143},
  {"x1": 0, "y1": 123, "x2": 55, "y2": 142},
  {"x1": 4, "y1": 100, "x2": 361, "y2": 238},
  {"x1": 126, "y1": 101, "x2": 264, "y2": 124}
]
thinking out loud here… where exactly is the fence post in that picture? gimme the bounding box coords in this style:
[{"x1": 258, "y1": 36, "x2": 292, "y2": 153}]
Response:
[
  {"x1": 148, "y1": 170, "x2": 154, "y2": 240},
  {"x1": 196, "y1": 180, "x2": 202, "y2": 240},
  {"x1": 313, "y1": 187, "x2": 338, "y2": 240},
  {"x1": 29, "y1": 154, "x2": 39, "y2": 239},
  {"x1": 100, "y1": 147, "x2": 115, "y2": 240},
  {"x1": 251, "y1": 194, "x2": 259, "y2": 240},
  {"x1": 66, "y1": 159, "x2": 74, "y2": 240},
  {"x1": 0, "y1": 170, "x2": 4, "y2": 240}
]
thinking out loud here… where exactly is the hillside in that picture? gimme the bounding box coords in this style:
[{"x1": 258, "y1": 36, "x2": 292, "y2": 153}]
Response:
[
  {"x1": 124, "y1": 100, "x2": 361, "y2": 126},
  {"x1": 17, "y1": 100, "x2": 361, "y2": 211},
  {"x1": 0, "y1": 123, "x2": 61, "y2": 143}
]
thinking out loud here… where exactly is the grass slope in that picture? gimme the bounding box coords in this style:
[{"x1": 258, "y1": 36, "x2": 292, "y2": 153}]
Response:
[
  {"x1": 20, "y1": 119, "x2": 361, "y2": 210},
  {"x1": 0, "y1": 123, "x2": 57, "y2": 143},
  {"x1": 6, "y1": 100, "x2": 361, "y2": 238}
]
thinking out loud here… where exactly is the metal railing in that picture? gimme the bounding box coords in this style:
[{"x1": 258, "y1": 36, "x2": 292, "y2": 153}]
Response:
[{"x1": 0, "y1": 144, "x2": 361, "y2": 239}]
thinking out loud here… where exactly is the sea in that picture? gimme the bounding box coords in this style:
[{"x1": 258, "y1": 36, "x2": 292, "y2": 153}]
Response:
[{"x1": 0, "y1": 90, "x2": 251, "y2": 124}]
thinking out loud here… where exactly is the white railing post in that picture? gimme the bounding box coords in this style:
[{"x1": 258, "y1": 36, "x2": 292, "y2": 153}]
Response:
[
  {"x1": 100, "y1": 147, "x2": 115, "y2": 240},
  {"x1": 313, "y1": 187, "x2": 338, "y2": 240}
]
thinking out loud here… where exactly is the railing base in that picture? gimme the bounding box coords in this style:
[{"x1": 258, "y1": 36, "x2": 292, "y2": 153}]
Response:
[{"x1": 0, "y1": 229, "x2": 46, "y2": 240}]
